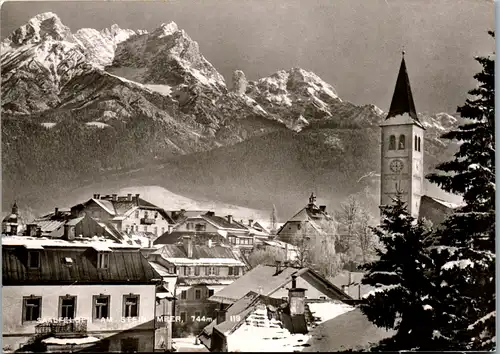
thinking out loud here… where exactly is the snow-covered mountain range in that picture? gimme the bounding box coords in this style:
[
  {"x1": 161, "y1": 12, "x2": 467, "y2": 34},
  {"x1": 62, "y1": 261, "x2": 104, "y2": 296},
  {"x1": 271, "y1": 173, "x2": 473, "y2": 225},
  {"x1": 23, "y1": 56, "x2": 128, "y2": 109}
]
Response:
[{"x1": 1, "y1": 13, "x2": 460, "y2": 217}]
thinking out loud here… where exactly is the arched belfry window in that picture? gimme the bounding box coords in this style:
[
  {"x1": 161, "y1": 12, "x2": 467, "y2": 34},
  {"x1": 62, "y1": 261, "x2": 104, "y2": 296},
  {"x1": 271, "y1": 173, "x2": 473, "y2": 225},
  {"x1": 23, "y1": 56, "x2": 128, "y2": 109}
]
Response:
[
  {"x1": 417, "y1": 137, "x2": 421, "y2": 152},
  {"x1": 414, "y1": 136, "x2": 418, "y2": 151},
  {"x1": 389, "y1": 135, "x2": 396, "y2": 150},
  {"x1": 398, "y1": 134, "x2": 405, "y2": 150}
]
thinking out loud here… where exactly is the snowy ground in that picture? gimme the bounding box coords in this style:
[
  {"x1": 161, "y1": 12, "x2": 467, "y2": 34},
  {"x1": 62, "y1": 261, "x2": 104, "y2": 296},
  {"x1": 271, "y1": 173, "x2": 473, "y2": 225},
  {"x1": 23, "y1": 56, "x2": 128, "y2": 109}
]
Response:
[{"x1": 172, "y1": 337, "x2": 208, "y2": 352}]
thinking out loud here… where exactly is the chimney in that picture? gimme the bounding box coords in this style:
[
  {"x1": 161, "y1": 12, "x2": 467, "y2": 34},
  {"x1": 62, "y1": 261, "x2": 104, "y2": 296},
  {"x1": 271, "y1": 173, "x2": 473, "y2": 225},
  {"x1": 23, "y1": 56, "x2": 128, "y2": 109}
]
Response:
[
  {"x1": 227, "y1": 215, "x2": 233, "y2": 224},
  {"x1": 275, "y1": 260, "x2": 282, "y2": 274},
  {"x1": 55, "y1": 207, "x2": 59, "y2": 216},
  {"x1": 288, "y1": 275, "x2": 306, "y2": 317},
  {"x1": 168, "y1": 225, "x2": 174, "y2": 234},
  {"x1": 127, "y1": 193, "x2": 132, "y2": 201},
  {"x1": 64, "y1": 225, "x2": 75, "y2": 240},
  {"x1": 112, "y1": 194, "x2": 118, "y2": 201},
  {"x1": 319, "y1": 205, "x2": 326, "y2": 212},
  {"x1": 206, "y1": 211, "x2": 215, "y2": 217},
  {"x1": 248, "y1": 219, "x2": 253, "y2": 227},
  {"x1": 96, "y1": 194, "x2": 100, "y2": 199},
  {"x1": 135, "y1": 194, "x2": 140, "y2": 205},
  {"x1": 93, "y1": 194, "x2": 98, "y2": 199},
  {"x1": 216, "y1": 309, "x2": 227, "y2": 324},
  {"x1": 26, "y1": 224, "x2": 37, "y2": 237},
  {"x1": 36, "y1": 227, "x2": 42, "y2": 238},
  {"x1": 183, "y1": 236, "x2": 193, "y2": 258}
]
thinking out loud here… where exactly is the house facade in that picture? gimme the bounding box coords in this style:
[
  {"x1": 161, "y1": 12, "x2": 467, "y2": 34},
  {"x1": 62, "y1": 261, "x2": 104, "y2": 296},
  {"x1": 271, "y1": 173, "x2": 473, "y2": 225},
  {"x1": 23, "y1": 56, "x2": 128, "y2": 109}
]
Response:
[
  {"x1": 70, "y1": 194, "x2": 174, "y2": 244},
  {"x1": 2, "y1": 235, "x2": 163, "y2": 353},
  {"x1": 276, "y1": 193, "x2": 334, "y2": 245},
  {"x1": 147, "y1": 236, "x2": 247, "y2": 336},
  {"x1": 156, "y1": 211, "x2": 257, "y2": 255}
]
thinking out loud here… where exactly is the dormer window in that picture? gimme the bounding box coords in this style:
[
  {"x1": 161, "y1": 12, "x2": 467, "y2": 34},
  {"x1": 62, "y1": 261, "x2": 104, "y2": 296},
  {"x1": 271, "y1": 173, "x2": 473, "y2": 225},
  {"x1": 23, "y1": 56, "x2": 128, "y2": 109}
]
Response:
[
  {"x1": 28, "y1": 251, "x2": 40, "y2": 269},
  {"x1": 398, "y1": 134, "x2": 406, "y2": 150},
  {"x1": 97, "y1": 253, "x2": 109, "y2": 269},
  {"x1": 389, "y1": 135, "x2": 396, "y2": 150}
]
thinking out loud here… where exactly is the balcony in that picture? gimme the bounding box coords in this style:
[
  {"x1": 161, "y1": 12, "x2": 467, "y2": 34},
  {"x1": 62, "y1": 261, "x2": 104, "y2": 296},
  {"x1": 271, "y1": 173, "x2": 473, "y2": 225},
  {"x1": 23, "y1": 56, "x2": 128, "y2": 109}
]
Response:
[
  {"x1": 141, "y1": 218, "x2": 156, "y2": 225},
  {"x1": 35, "y1": 319, "x2": 87, "y2": 336}
]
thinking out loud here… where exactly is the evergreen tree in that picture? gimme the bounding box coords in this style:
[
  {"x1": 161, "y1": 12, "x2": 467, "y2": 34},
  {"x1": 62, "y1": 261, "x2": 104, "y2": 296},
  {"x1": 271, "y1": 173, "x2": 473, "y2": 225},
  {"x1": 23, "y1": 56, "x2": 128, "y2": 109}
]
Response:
[
  {"x1": 360, "y1": 193, "x2": 437, "y2": 350},
  {"x1": 426, "y1": 31, "x2": 495, "y2": 350}
]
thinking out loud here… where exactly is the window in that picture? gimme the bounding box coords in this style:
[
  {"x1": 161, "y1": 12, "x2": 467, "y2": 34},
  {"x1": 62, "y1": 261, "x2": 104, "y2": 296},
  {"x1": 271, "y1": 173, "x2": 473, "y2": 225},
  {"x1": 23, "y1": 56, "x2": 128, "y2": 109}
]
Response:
[
  {"x1": 123, "y1": 294, "x2": 139, "y2": 318},
  {"x1": 194, "y1": 311, "x2": 201, "y2": 318},
  {"x1": 398, "y1": 134, "x2": 405, "y2": 150},
  {"x1": 194, "y1": 266, "x2": 200, "y2": 276},
  {"x1": 155, "y1": 212, "x2": 159, "y2": 219},
  {"x1": 93, "y1": 295, "x2": 110, "y2": 320},
  {"x1": 161, "y1": 227, "x2": 165, "y2": 235},
  {"x1": 28, "y1": 251, "x2": 40, "y2": 269},
  {"x1": 214, "y1": 267, "x2": 220, "y2": 276},
  {"x1": 121, "y1": 338, "x2": 139, "y2": 353},
  {"x1": 414, "y1": 135, "x2": 418, "y2": 151},
  {"x1": 135, "y1": 225, "x2": 139, "y2": 232},
  {"x1": 180, "y1": 291, "x2": 187, "y2": 300},
  {"x1": 23, "y1": 296, "x2": 41, "y2": 322},
  {"x1": 389, "y1": 135, "x2": 396, "y2": 150},
  {"x1": 97, "y1": 253, "x2": 109, "y2": 269},
  {"x1": 154, "y1": 227, "x2": 158, "y2": 235},
  {"x1": 135, "y1": 211, "x2": 139, "y2": 219},
  {"x1": 208, "y1": 289, "x2": 214, "y2": 297},
  {"x1": 234, "y1": 267, "x2": 240, "y2": 276},
  {"x1": 143, "y1": 225, "x2": 148, "y2": 232},
  {"x1": 228, "y1": 267, "x2": 233, "y2": 276},
  {"x1": 180, "y1": 312, "x2": 187, "y2": 322},
  {"x1": 185, "y1": 267, "x2": 191, "y2": 276},
  {"x1": 59, "y1": 296, "x2": 76, "y2": 319},
  {"x1": 195, "y1": 289, "x2": 202, "y2": 300},
  {"x1": 144, "y1": 211, "x2": 149, "y2": 219},
  {"x1": 195, "y1": 223, "x2": 206, "y2": 231},
  {"x1": 206, "y1": 267, "x2": 215, "y2": 276},
  {"x1": 418, "y1": 137, "x2": 421, "y2": 152}
]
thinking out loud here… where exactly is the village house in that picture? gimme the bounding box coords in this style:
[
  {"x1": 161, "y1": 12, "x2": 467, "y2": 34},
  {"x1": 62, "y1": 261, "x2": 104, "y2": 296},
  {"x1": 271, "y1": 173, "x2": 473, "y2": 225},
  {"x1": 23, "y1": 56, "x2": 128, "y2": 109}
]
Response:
[
  {"x1": 2, "y1": 201, "x2": 25, "y2": 236},
  {"x1": 147, "y1": 235, "x2": 247, "y2": 337},
  {"x1": 155, "y1": 211, "x2": 257, "y2": 255},
  {"x1": 69, "y1": 193, "x2": 175, "y2": 246},
  {"x1": 200, "y1": 264, "x2": 356, "y2": 352},
  {"x1": 2, "y1": 233, "x2": 169, "y2": 353},
  {"x1": 276, "y1": 193, "x2": 334, "y2": 246}
]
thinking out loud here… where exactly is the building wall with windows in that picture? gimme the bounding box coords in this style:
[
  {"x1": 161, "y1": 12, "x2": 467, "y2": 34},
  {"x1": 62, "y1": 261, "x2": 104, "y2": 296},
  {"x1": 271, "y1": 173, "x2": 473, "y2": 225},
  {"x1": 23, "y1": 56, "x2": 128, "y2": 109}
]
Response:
[
  {"x1": 121, "y1": 208, "x2": 172, "y2": 237},
  {"x1": 2, "y1": 284, "x2": 156, "y2": 351}
]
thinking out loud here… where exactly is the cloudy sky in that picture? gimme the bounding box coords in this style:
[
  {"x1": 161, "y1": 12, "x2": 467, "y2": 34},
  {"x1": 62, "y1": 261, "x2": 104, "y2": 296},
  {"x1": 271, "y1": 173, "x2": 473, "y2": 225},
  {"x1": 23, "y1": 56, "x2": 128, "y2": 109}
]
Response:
[{"x1": 1, "y1": 0, "x2": 494, "y2": 114}]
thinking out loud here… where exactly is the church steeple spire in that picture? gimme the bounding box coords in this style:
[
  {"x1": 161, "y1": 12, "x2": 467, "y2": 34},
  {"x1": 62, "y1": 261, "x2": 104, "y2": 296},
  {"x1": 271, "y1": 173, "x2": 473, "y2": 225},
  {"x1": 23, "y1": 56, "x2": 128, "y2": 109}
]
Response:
[{"x1": 386, "y1": 53, "x2": 420, "y2": 123}]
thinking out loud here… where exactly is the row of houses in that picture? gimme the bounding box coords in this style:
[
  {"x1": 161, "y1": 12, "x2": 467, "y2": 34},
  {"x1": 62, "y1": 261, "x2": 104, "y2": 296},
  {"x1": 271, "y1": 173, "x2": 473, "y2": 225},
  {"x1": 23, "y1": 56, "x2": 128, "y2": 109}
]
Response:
[{"x1": 1, "y1": 193, "x2": 334, "y2": 352}]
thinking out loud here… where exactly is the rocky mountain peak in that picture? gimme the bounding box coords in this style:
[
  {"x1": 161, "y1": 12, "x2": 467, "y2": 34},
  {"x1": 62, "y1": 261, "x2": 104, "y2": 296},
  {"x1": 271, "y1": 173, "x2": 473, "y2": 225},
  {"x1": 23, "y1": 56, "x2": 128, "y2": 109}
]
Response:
[
  {"x1": 152, "y1": 21, "x2": 179, "y2": 38},
  {"x1": 5, "y1": 12, "x2": 74, "y2": 48},
  {"x1": 232, "y1": 70, "x2": 248, "y2": 95}
]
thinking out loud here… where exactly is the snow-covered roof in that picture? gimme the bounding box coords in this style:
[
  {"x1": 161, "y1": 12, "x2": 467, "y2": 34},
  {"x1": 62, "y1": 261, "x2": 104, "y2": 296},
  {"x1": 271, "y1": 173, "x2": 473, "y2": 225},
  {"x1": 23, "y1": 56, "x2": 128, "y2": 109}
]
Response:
[
  {"x1": 92, "y1": 198, "x2": 116, "y2": 215},
  {"x1": 2, "y1": 236, "x2": 139, "y2": 249},
  {"x1": 163, "y1": 257, "x2": 245, "y2": 266}
]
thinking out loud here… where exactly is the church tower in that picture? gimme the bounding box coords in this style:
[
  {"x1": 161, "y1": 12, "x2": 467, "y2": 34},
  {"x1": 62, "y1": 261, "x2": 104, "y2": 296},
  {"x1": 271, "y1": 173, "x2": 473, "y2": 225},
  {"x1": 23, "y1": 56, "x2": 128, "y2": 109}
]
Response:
[{"x1": 380, "y1": 53, "x2": 425, "y2": 218}]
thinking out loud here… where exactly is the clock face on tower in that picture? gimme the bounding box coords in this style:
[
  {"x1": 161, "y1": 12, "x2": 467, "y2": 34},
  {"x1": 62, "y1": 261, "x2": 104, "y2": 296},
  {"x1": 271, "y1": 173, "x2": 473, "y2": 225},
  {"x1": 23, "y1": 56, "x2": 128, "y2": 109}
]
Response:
[{"x1": 390, "y1": 159, "x2": 404, "y2": 173}]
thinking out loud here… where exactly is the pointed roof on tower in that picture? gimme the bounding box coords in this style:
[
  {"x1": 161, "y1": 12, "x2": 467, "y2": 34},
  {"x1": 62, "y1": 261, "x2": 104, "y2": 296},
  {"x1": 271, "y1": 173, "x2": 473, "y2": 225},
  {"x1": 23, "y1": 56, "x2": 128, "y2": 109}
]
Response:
[{"x1": 384, "y1": 52, "x2": 423, "y2": 128}]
